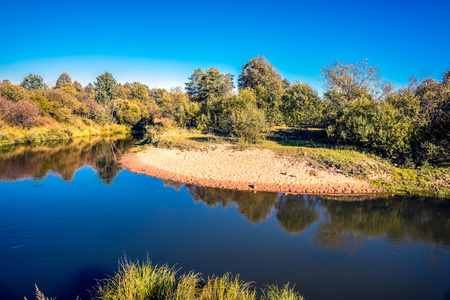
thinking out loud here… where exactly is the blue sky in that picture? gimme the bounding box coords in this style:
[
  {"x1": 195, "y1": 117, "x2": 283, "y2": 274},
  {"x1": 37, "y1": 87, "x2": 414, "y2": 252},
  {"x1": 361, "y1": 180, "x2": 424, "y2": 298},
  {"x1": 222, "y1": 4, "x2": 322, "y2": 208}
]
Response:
[{"x1": 0, "y1": 0, "x2": 449, "y2": 94}]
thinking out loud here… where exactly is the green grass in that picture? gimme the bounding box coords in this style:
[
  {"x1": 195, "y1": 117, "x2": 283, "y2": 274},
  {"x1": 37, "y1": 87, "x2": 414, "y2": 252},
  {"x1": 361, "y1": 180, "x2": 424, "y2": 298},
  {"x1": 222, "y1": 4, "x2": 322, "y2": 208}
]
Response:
[
  {"x1": 92, "y1": 257, "x2": 303, "y2": 300},
  {"x1": 28, "y1": 257, "x2": 303, "y2": 300}
]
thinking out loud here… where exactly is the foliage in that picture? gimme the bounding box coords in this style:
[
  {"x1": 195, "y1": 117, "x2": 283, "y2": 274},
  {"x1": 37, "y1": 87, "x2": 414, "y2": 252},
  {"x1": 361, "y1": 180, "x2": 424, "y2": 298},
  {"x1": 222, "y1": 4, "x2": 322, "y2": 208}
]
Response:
[
  {"x1": 110, "y1": 98, "x2": 141, "y2": 125},
  {"x1": 238, "y1": 55, "x2": 284, "y2": 124},
  {"x1": 281, "y1": 82, "x2": 323, "y2": 129},
  {"x1": 130, "y1": 81, "x2": 150, "y2": 102},
  {"x1": 95, "y1": 72, "x2": 119, "y2": 104},
  {"x1": 56, "y1": 73, "x2": 72, "y2": 88},
  {"x1": 220, "y1": 89, "x2": 269, "y2": 143},
  {"x1": 186, "y1": 67, "x2": 234, "y2": 103},
  {"x1": 329, "y1": 98, "x2": 415, "y2": 162},
  {"x1": 321, "y1": 59, "x2": 392, "y2": 102},
  {"x1": 0, "y1": 80, "x2": 29, "y2": 102},
  {"x1": 21, "y1": 73, "x2": 48, "y2": 90},
  {"x1": 0, "y1": 98, "x2": 40, "y2": 128}
]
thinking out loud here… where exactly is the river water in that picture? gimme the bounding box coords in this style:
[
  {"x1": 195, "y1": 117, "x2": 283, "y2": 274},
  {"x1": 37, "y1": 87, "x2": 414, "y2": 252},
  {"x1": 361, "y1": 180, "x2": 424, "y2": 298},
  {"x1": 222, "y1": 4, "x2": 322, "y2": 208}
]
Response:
[{"x1": 0, "y1": 136, "x2": 449, "y2": 300}]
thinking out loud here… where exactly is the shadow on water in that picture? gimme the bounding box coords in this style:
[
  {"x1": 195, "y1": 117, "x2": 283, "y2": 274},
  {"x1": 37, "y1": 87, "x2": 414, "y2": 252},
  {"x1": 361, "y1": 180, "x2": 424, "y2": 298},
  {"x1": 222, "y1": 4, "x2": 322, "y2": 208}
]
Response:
[{"x1": 0, "y1": 135, "x2": 137, "y2": 185}]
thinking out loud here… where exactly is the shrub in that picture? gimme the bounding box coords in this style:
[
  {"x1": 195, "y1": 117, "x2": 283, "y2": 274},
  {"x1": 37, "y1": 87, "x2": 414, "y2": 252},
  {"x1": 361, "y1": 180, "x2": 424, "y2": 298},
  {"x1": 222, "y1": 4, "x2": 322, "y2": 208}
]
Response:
[
  {"x1": 53, "y1": 107, "x2": 73, "y2": 123},
  {"x1": 0, "y1": 81, "x2": 29, "y2": 102},
  {"x1": 0, "y1": 98, "x2": 40, "y2": 128},
  {"x1": 329, "y1": 98, "x2": 415, "y2": 162},
  {"x1": 220, "y1": 89, "x2": 269, "y2": 143}
]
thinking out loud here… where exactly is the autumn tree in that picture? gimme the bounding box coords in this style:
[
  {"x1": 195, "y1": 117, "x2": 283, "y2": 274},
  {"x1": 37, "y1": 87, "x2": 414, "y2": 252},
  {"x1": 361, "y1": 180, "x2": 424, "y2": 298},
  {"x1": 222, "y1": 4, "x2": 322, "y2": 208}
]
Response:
[
  {"x1": 56, "y1": 73, "x2": 72, "y2": 88},
  {"x1": 130, "y1": 82, "x2": 150, "y2": 103}
]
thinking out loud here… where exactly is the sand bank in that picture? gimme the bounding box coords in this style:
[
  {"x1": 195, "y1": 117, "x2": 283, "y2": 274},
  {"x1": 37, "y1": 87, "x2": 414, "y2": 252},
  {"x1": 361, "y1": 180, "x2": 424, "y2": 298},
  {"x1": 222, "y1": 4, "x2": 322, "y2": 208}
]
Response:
[{"x1": 120, "y1": 145, "x2": 381, "y2": 195}]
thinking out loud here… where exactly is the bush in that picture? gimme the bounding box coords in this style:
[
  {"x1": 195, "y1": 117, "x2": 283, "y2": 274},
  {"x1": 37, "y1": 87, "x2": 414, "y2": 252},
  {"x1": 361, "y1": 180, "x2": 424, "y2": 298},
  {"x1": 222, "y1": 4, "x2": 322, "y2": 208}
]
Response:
[
  {"x1": 0, "y1": 81, "x2": 29, "y2": 102},
  {"x1": 53, "y1": 107, "x2": 73, "y2": 123},
  {"x1": 329, "y1": 98, "x2": 415, "y2": 162},
  {"x1": 0, "y1": 98, "x2": 40, "y2": 128}
]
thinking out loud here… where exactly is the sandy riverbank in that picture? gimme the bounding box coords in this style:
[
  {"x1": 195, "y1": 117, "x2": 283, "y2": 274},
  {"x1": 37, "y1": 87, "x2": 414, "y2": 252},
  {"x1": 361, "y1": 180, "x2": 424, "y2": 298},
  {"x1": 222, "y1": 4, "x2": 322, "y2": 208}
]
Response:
[{"x1": 120, "y1": 145, "x2": 382, "y2": 195}]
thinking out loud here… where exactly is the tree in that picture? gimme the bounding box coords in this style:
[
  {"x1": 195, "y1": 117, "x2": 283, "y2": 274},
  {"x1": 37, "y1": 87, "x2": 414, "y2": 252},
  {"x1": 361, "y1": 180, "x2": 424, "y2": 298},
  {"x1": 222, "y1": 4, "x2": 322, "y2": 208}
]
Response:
[
  {"x1": 185, "y1": 67, "x2": 234, "y2": 103},
  {"x1": 321, "y1": 59, "x2": 392, "y2": 102},
  {"x1": 219, "y1": 88, "x2": 268, "y2": 143},
  {"x1": 56, "y1": 73, "x2": 72, "y2": 88},
  {"x1": 130, "y1": 82, "x2": 150, "y2": 103},
  {"x1": 21, "y1": 73, "x2": 47, "y2": 90},
  {"x1": 94, "y1": 72, "x2": 119, "y2": 105},
  {"x1": 238, "y1": 55, "x2": 284, "y2": 124},
  {"x1": 281, "y1": 82, "x2": 323, "y2": 129}
]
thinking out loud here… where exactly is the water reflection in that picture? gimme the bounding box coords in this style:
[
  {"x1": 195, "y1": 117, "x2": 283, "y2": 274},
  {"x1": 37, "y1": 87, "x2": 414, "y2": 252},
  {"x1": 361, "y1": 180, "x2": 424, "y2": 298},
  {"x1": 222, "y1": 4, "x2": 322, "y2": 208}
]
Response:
[
  {"x1": 315, "y1": 196, "x2": 450, "y2": 249},
  {"x1": 1, "y1": 139, "x2": 449, "y2": 250},
  {"x1": 276, "y1": 194, "x2": 319, "y2": 234},
  {"x1": 0, "y1": 135, "x2": 136, "y2": 184},
  {"x1": 187, "y1": 185, "x2": 278, "y2": 224},
  {"x1": 186, "y1": 184, "x2": 450, "y2": 248}
]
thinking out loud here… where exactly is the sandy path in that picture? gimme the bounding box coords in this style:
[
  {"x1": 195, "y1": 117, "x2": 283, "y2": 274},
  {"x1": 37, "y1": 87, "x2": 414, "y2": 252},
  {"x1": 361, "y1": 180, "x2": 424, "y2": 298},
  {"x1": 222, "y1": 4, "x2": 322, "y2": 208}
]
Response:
[{"x1": 120, "y1": 145, "x2": 380, "y2": 195}]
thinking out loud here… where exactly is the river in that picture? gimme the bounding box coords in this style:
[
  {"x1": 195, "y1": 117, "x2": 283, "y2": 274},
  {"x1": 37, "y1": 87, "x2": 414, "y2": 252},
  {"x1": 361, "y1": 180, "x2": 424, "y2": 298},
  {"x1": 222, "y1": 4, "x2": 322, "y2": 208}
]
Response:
[{"x1": 0, "y1": 136, "x2": 449, "y2": 300}]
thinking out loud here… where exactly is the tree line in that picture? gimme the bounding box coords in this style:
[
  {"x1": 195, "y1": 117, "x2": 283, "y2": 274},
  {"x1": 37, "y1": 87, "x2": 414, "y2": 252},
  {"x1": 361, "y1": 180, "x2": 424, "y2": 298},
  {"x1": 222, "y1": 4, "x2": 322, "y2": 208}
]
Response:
[{"x1": 0, "y1": 56, "x2": 448, "y2": 165}]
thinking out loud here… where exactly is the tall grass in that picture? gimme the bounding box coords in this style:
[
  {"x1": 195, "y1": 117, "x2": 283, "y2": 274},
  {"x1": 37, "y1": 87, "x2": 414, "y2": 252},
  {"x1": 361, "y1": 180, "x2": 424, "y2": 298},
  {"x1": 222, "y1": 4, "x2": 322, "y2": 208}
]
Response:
[{"x1": 91, "y1": 257, "x2": 303, "y2": 300}]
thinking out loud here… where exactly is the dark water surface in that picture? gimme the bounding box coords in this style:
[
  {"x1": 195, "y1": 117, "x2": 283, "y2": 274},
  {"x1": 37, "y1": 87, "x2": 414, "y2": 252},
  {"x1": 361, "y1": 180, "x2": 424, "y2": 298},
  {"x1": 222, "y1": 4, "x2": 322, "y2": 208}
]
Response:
[{"x1": 1, "y1": 137, "x2": 449, "y2": 300}]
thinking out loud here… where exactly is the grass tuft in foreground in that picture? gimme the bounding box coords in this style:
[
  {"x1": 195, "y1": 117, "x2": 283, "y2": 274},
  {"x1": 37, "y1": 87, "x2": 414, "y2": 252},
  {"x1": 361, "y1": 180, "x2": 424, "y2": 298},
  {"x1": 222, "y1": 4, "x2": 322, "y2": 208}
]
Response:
[{"x1": 90, "y1": 257, "x2": 303, "y2": 300}]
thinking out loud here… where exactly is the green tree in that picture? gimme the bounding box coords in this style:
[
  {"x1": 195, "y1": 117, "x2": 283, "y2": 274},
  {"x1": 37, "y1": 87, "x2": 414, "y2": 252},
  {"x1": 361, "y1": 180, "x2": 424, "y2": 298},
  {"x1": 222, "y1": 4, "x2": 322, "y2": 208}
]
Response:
[
  {"x1": 238, "y1": 55, "x2": 284, "y2": 124},
  {"x1": 94, "y1": 72, "x2": 119, "y2": 105},
  {"x1": 21, "y1": 73, "x2": 48, "y2": 90},
  {"x1": 185, "y1": 67, "x2": 234, "y2": 129},
  {"x1": 219, "y1": 88, "x2": 269, "y2": 143},
  {"x1": 281, "y1": 82, "x2": 323, "y2": 129},
  {"x1": 185, "y1": 67, "x2": 234, "y2": 103}
]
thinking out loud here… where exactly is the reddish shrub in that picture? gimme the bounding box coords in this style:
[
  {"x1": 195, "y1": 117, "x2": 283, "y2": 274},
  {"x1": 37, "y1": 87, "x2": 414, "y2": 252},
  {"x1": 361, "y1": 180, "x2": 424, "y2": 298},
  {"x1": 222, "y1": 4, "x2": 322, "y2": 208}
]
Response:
[{"x1": 0, "y1": 98, "x2": 40, "y2": 127}]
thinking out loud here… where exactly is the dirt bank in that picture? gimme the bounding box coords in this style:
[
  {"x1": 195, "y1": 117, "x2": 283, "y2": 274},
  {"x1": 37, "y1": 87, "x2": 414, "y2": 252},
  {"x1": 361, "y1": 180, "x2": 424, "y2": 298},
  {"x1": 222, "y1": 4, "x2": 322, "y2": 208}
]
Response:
[{"x1": 120, "y1": 145, "x2": 382, "y2": 195}]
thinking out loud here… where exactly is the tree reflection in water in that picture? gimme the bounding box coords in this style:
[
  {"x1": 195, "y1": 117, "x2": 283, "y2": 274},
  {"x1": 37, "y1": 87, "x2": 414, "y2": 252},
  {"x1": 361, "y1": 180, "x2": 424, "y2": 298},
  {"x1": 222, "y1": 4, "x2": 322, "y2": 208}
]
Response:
[
  {"x1": 276, "y1": 194, "x2": 319, "y2": 234},
  {"x1": 181, "y1": 184, "x2": 450, "y2": 249},
  {"x1": 0, "y1": 135, "x2": 136, "y2": 185}
]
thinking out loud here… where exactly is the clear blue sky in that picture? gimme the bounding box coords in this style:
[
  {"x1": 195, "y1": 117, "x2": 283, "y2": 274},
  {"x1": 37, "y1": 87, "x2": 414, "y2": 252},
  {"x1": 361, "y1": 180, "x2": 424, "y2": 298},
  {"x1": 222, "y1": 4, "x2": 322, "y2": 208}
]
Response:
[{"x1": 1, "y1": 0, "x2": 449, "y2": 94}]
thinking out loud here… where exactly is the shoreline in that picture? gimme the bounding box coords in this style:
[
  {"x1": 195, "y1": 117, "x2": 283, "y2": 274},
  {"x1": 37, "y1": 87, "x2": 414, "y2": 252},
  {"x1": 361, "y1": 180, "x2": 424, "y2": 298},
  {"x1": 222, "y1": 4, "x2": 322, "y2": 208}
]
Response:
[{"x1": 120, "y1": 145, "x2": 383, "y2": 195}]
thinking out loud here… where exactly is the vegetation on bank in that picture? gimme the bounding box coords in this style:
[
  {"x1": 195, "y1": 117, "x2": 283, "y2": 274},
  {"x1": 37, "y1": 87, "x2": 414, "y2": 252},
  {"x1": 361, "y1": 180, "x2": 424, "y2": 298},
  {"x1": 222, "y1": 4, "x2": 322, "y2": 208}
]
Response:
[
  {"x1": 26, "y1": 258, "x2": 303, "y2": 300},
  {"x1": 0, "y1": 123, "x2": 129, "y2": 146},
  {"x1": 1, "y1": 56, "x2": 448, "y2": 195}
]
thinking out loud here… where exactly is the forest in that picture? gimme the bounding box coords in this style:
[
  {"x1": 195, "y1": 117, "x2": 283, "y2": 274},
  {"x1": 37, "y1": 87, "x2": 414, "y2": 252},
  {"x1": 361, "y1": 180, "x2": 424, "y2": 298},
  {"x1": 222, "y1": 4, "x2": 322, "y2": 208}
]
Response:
[{"x1": 0, "y1": 56, "x2": 449, "y2": 167}]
